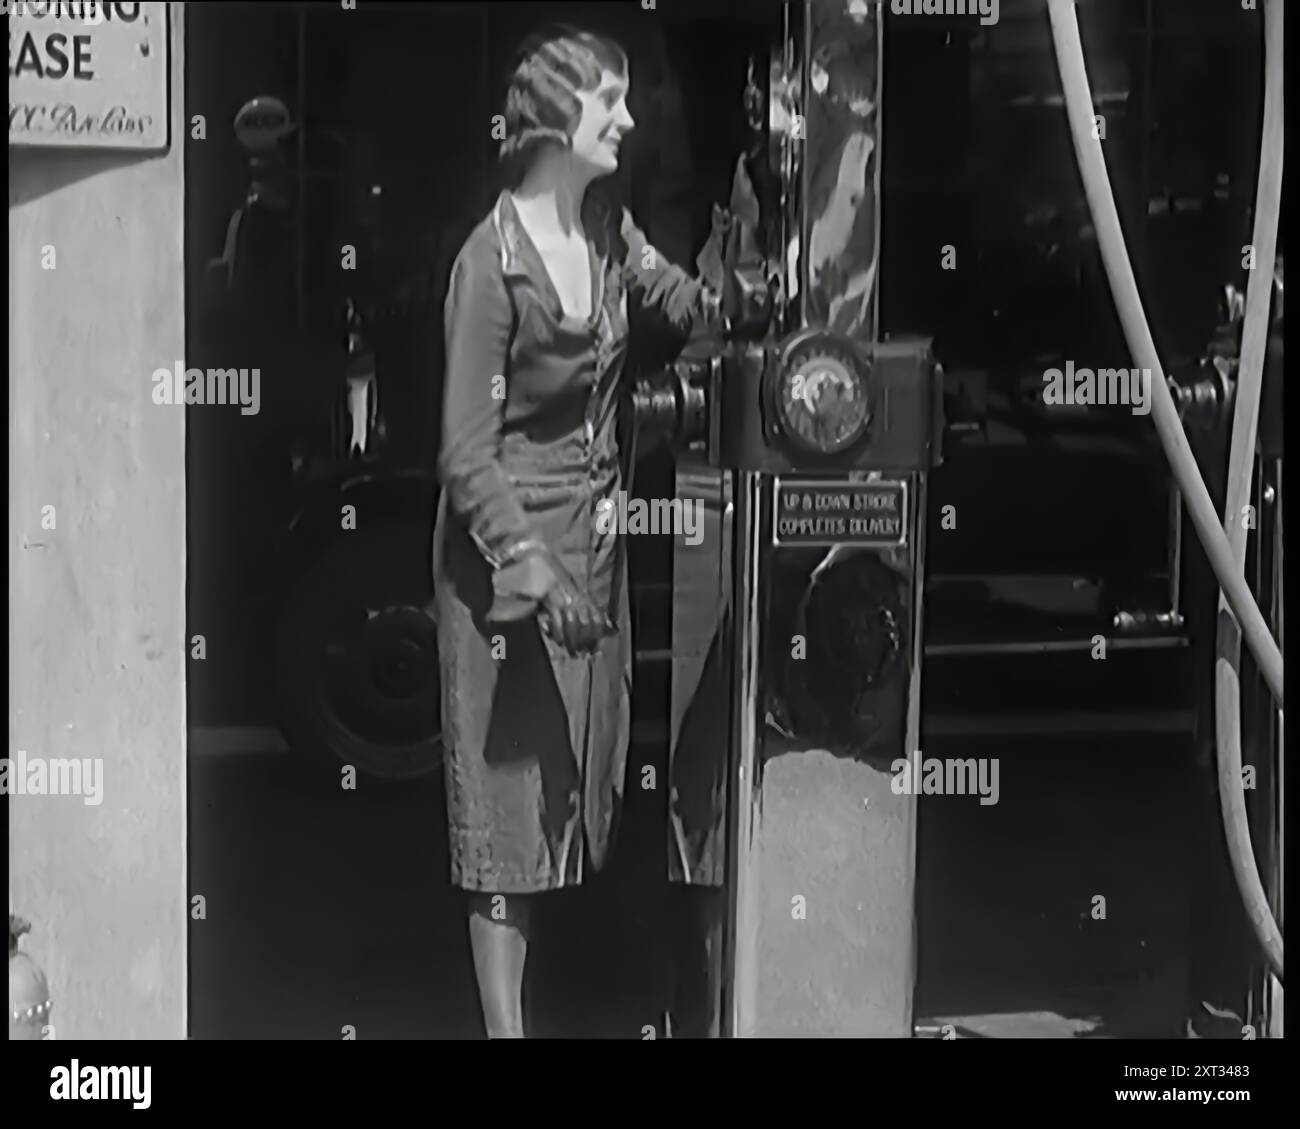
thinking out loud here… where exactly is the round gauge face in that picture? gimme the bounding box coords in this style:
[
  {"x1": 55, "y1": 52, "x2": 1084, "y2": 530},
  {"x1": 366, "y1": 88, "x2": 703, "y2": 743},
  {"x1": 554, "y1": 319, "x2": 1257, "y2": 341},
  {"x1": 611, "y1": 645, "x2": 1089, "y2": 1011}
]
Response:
[{"x1": 776, "y1": 350, "x2": 871, "y2": 454}]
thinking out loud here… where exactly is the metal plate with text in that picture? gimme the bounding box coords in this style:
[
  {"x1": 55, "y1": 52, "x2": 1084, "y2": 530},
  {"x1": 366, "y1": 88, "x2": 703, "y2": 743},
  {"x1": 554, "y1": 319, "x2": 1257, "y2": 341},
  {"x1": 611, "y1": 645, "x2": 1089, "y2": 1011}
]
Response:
[{"x1": 772, "y1": 478, "x2": 907, "y2": 548}]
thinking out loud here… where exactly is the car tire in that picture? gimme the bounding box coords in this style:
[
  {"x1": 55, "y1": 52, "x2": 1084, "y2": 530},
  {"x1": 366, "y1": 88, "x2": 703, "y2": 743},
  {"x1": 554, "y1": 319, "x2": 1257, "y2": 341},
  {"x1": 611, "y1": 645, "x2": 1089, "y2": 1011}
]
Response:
[{"x1": 273, "y1": 515, "x2": 443, "y2": 785}]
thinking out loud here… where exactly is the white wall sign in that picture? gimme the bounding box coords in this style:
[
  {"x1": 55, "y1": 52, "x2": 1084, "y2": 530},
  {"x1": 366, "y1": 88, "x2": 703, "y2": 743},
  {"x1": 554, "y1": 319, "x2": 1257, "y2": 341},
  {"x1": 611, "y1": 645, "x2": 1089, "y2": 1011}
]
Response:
[{"x1": 8, "y1": 1, "x2": 169, "y2": 151}]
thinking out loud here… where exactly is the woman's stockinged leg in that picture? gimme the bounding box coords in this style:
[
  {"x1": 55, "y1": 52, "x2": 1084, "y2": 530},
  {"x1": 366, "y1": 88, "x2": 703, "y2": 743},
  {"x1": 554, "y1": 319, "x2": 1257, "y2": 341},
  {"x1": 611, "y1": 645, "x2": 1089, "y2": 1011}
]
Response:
[
  {"x1": 467, "y1": 891, "x2": 533, "y2": 1038},
  {"x1": 668, "y1": 884, "x2": 725, "y2": 1038}
]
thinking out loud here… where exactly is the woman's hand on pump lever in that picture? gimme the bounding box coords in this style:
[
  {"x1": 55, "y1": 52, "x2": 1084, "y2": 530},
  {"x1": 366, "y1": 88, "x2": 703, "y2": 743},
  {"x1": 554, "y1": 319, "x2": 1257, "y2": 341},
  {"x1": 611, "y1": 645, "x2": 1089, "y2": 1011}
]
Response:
[{"x1": 695, "y1": 156, "x2": 773, "y2": 342}]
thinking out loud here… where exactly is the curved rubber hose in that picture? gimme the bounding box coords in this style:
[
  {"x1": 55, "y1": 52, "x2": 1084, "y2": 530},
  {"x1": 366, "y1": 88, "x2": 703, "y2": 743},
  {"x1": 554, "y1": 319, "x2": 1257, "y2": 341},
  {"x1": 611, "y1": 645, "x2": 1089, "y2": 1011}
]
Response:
[
  {"x1": 1213, "y1": 0, "x2": 1284, "y2": 984},
  {"x1": 1045, "y1": 0, "x2": 1283, "y2": 708},
  {"x1": 1046, "y1": 0, "x2": 1283, "y2": 981}
]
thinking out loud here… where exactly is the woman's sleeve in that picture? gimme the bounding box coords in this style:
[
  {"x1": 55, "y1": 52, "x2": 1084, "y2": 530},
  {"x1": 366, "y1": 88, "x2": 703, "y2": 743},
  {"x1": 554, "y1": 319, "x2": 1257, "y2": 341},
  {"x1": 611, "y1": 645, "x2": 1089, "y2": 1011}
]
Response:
[
  {"x1": 618, "y1": 207, "x2": 721, "y2": 334},
  {"x1": 437, "y1": 241, "x2": 545, "y2": 574}
]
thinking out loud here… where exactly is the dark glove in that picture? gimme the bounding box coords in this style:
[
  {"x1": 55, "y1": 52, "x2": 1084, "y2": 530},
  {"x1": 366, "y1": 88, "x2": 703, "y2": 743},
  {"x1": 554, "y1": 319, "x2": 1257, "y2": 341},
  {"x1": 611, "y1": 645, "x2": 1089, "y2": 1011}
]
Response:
[
  {"x1": 538, "y1": 558, "x2": 617, "y2": 656},
  {"x1": 485, "y1": 544, "x2": 615, "y2": 654}
]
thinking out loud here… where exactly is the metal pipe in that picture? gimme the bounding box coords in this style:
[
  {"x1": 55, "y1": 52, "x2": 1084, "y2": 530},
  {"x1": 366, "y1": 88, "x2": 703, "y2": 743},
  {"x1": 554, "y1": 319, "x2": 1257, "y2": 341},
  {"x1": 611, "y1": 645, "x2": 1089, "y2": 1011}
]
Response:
[
  {"x1": 797, "y1": 0, "x2": 810, "y2": 329},
  {"x1": 1211, "y1": 0, "x2": 1284, "y2": 985},
  {"x1": 723, "y1": 470, "x2": 764, "y2": 1037},
  {"x1": 296, "y1": 6, "x2": 306, "y2": 331}
]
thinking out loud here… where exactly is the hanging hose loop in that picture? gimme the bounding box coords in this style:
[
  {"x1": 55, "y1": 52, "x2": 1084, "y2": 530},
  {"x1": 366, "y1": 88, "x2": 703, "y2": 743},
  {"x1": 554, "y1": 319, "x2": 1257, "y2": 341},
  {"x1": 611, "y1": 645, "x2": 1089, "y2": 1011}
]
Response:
[{"x1": 1046, "y1": 0, "x2": 1283, "y2": 983}]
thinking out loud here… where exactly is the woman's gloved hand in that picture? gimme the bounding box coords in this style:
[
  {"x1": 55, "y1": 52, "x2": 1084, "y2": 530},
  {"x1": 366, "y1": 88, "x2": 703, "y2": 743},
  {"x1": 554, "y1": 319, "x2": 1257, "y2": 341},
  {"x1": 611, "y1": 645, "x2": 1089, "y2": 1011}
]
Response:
[
  {"x1": 695, "y1": 155, "x2": 772, "y2": 341},
  {"x1": 538, "y1": 560, "x2": 616, "y2": 655},
  {"x1": 485, "y1": 541, "x2": 615, "y2": 655}
]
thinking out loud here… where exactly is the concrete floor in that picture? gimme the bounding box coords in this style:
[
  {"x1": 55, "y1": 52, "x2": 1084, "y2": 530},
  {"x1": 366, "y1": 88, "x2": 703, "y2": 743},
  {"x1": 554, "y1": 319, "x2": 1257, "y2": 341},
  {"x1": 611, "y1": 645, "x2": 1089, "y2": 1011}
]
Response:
[
  {"x1": 188, "y1": 732, "x2": 1237, "y2": 1039},
  {"x1": 914, "y1": 736, "x2": 1202, "y2": 1038},
  {"x1": 188, "y1": 739, "x2": 677, "y2": 1039}
]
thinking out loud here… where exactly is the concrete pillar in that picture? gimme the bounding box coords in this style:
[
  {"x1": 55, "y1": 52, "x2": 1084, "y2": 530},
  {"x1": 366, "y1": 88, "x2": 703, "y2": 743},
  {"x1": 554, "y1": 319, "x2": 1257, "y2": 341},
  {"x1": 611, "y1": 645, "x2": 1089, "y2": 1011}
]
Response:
[{"x1": 8, "y1": 5, "x2": 188, "y2": 1039}]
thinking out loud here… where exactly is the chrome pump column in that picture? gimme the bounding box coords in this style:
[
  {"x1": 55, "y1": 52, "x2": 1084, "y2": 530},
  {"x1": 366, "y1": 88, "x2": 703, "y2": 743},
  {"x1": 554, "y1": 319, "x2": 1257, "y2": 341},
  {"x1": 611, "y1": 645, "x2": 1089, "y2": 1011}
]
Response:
[{"x1": 653, "y1": 0, "x2": 944, "y2": 1037}]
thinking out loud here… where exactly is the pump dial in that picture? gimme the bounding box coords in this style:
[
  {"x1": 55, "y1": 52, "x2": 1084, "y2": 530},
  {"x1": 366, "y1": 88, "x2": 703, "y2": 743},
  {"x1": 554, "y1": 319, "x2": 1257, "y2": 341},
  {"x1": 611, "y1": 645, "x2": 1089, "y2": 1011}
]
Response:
[{"x1": 772, "y1": 332, "x2": 872, "y2": 456}]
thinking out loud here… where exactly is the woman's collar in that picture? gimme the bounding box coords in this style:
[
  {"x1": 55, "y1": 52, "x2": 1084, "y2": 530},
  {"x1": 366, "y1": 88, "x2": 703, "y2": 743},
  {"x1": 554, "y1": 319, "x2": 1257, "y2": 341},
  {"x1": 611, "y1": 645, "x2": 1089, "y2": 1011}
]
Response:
[
  {"x1": 492, "y1": 186, "x2": 614, "y2": 298},
  {"x1": 491, "y1": 189, "x2": 531, "y2": 281}
]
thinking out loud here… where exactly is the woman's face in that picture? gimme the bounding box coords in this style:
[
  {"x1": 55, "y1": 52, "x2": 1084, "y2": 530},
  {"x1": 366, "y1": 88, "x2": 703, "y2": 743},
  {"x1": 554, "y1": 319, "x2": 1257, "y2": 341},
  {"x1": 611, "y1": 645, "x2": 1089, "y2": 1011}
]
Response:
[{"x1": 570, "y1": 68, "x2": 635, "y2": 175}]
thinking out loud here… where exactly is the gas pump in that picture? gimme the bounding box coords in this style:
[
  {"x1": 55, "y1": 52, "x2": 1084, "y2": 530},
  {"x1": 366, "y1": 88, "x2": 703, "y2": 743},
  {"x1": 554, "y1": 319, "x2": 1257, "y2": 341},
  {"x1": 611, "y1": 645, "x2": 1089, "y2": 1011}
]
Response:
[
  {"x1": 638, "y1": 0, "x2": 1283, "y2": 1039},
  {"x1": 635, "y1": 0, "x2": 940, "y2": 1037}
]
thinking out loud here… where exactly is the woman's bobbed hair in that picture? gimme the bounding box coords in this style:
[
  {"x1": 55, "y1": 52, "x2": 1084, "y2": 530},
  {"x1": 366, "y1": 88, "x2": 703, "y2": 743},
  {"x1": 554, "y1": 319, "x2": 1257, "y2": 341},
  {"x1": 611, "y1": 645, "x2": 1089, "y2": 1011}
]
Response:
[{"x1": 500, "y1": 25, "x2": 629, "y2": 184}]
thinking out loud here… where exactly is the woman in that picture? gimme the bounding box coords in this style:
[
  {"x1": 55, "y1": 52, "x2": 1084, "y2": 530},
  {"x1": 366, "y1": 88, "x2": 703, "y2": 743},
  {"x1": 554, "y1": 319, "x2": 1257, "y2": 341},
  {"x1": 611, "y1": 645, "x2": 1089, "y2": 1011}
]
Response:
[{"x1": 433, "y1": 25, "x2": 720, "y2": 1038}]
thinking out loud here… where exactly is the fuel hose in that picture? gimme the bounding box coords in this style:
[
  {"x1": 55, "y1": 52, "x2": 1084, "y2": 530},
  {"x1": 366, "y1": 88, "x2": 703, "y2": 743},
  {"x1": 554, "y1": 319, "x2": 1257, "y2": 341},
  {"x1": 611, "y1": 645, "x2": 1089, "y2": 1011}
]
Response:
[{"x1": 1046, "y1": 0, "x2": 1282, "y2": 980}]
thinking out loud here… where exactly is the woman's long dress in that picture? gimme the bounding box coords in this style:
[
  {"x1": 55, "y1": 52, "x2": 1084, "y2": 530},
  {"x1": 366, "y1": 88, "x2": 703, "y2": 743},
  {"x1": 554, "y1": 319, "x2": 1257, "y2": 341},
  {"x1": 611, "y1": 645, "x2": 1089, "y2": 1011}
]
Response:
[{"x1": 433, "y1": 187, "x2": 707, "y2": 892}]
